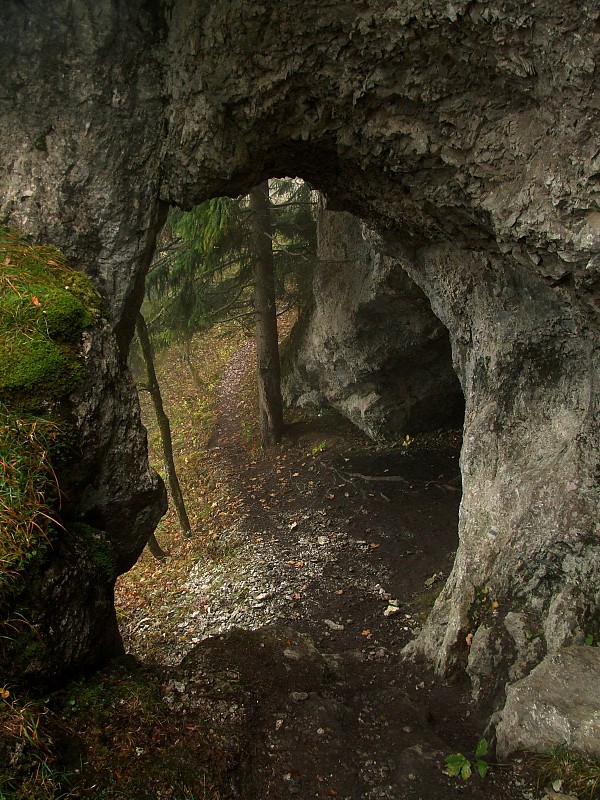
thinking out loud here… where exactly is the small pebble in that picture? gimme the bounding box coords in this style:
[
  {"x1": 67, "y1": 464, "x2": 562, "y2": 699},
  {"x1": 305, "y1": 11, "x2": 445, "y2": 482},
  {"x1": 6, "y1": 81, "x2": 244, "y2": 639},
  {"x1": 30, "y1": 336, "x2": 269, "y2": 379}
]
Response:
[{"x1": 290, "y1": 691, "x2": 309, "y2": 702}]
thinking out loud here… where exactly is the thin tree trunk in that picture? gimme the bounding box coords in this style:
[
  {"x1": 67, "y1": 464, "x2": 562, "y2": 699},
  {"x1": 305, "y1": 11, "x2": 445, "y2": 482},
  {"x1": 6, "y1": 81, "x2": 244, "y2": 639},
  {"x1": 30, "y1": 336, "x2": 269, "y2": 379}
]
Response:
[
  {"x1": 249, "y1": 181, "x2": 284, "y2": 447},
  {"x1": 136, "y1": 312, "x2": 193, "y2": 537},
  {"x1": 147, "y1": 532, "x2": 168, "y2": 562}
]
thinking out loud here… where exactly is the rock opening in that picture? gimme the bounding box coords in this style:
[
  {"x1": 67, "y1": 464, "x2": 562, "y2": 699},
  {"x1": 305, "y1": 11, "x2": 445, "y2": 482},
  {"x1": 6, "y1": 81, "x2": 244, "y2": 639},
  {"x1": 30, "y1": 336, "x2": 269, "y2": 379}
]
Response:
[{"x1": 0, "y1": 0, "x2": 598, "y2": 742}]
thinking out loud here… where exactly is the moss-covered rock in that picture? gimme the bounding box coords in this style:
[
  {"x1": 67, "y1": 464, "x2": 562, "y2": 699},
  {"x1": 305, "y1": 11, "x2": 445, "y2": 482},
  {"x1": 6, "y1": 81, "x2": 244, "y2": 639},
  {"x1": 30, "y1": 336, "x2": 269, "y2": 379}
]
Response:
[
  {"x1": 0, "y1": 225, "x2": 101, "y2": 412},
  {"x1": 0, "y1": 226, "x2": 102, "y2": 630},
  {"x1": 1, "y1": 227, "x2": 165, "y2": 686},
  {"x1": 0, "y1": 412, "x2": 56, "y2": 600}
]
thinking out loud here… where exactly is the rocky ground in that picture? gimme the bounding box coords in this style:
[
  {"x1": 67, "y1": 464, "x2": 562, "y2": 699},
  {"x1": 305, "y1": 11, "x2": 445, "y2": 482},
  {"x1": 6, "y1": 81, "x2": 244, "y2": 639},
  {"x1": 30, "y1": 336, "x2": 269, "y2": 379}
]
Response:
[{"x1": 111, "y1": 332, "x2": 558, "y2": 800}]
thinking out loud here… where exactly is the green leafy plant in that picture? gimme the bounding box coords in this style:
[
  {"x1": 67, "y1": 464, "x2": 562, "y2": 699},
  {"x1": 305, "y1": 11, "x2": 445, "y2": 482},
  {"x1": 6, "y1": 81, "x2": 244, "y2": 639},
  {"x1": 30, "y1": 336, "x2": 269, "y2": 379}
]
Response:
[
  {"x1": 584, "y1": 633, "x2": 600, "y2": 646},
  {"x1": 445, "y1": 738, "x2": 489, "y2": 780},
  {"x1": 310, "y1": 440, "x2": 327, "y2": 456}
]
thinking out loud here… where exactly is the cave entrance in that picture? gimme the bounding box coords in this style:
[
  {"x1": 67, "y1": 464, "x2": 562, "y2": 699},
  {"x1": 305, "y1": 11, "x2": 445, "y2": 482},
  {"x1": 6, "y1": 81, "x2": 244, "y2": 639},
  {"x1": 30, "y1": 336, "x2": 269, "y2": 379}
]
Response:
[
  {"x1": 2, "y1": 5, "x2": 597, "y2": 791},
  {"x1": 114, "y1": 181, "x2": 469, "y2": 796},
  {"x1": 116, "y1": 179, "x2": 466, "y2": 676}
]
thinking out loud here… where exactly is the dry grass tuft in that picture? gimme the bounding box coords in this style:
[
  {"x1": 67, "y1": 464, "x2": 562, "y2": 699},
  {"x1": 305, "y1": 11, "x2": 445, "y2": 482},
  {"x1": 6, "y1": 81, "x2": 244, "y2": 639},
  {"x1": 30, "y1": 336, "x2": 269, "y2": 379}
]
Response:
[{"x1": 535, "y1": 748, "x2": 600, "y2": 799}]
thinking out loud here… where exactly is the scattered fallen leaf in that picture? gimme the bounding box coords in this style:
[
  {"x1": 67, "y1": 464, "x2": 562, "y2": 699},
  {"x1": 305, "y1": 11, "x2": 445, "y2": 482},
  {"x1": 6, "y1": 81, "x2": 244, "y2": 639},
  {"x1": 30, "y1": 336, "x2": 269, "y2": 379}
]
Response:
[
  {"x1": 369, "y1": 542, "x2": 380, "y2": 549},
  {"x1": 361, "y1": 629, "x2": 371, "y2": 637},
  {"x1": 31, "y1": 294, "x2": 41, "y2": 306},
  {"x1": 465, "y1": 632, "x2": 473, "y2": 647}
]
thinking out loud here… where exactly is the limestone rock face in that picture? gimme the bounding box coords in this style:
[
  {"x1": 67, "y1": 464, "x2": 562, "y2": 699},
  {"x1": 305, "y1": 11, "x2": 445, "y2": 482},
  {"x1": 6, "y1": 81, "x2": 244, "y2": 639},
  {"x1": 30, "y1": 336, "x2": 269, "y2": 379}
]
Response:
[
  {"x1": 284, "y1": 207, "x2": 464, "y2": 441},
  {"x1": 9, "y1": 319, "x2": 166, "y2": 682},
  {"x1": 495, "y1": 647, "x2": 600, "y2": 759},
  {"x1": 0, "y1": 1, "x2": 167, "y2": 678},
  {"x1": 400, "y1": 238, "x2": 600, "y2": 701},
  {"x1": 1, "y1": 0, "x2": 598, "y2": 732},
  {"x1": 0, "y1": 1, "x2": 166, "y2": 350},
  {"x1": 68, "y1": 320, "x2": 167, "y2": 573}
]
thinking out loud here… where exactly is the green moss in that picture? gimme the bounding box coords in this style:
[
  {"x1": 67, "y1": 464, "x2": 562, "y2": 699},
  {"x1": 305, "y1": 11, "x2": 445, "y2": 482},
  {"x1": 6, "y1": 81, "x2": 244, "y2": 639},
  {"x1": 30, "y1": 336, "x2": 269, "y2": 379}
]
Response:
[
  {"x1": 73, "y1": 524, "x2": 116, "y2": 581},
  {"x1": 0, "y1": 225, "x2": 101, "y2": 412},
  {"x1": 0, "y1": 614, "x2": 49, "y2": 687},
  {"x1": 411, "y1": 580, "x2": 446, "y2": 623},
  {"x1": 33, "y1": 131, "x2": 49, "y2": 153},
  {"x1": 7, "y1": 627, "x2": 47, "y2": 673},
  {"x1": 0, "y1": 335, "x2": 75, "y2": 396}
]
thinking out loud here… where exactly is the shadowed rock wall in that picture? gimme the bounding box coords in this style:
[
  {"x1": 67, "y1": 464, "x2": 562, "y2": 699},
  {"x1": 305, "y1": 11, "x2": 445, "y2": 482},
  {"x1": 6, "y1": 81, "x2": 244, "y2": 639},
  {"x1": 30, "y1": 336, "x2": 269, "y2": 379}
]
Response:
[
  {"x1": 284, "y1": 205, "x2": 464, "y2": 441},
  {"x1": 1, "y1": 0, "x2": 598, "y2": 723}
]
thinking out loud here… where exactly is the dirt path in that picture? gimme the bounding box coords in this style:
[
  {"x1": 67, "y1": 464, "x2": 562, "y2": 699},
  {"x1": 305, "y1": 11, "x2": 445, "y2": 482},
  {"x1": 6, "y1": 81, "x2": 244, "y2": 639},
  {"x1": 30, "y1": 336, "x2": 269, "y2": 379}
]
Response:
[{"x1": 142, "y1": 341, "x2": 540, "y2": 800}]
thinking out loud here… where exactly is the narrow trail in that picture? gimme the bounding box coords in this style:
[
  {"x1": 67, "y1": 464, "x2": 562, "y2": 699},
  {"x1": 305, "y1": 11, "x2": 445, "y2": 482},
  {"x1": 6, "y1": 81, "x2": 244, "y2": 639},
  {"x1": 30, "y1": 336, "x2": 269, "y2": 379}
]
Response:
[
  {"x1": 208, "y1": 338, "x2": 256, "y2": 458},
  {"x1": 162, "y1": 342, "x2": 540, "y2": 800}
]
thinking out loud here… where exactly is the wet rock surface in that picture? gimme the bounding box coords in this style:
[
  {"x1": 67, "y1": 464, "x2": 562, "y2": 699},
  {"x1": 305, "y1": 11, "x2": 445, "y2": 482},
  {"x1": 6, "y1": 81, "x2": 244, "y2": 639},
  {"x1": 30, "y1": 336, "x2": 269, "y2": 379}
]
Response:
[{"x1": 71, "y1": 320, "x2": 167, "y2": 572}]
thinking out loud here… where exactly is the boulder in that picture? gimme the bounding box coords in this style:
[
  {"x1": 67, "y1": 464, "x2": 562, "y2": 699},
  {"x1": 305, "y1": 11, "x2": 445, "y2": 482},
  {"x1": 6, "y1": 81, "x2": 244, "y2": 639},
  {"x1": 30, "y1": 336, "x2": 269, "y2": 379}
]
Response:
[
  {"x1": 496, "y1": 647, "x2": 600, "y2": 759},
  {"x1": 284, "y1": 207, "x2": 464, "y2": 441}
]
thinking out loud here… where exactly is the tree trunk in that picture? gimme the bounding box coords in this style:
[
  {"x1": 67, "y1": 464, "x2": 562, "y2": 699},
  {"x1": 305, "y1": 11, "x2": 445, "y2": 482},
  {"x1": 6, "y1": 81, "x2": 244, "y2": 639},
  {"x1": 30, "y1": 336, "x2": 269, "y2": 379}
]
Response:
[
  {"x1": 249, "y1": 181, "x2": 284, "y2": 447},
  {"x1": 147, "y1": 532, "x2": 168, "y2": 562},
  {"x1": 136, "y1": 313, "x2": 193, "y2": 537}
]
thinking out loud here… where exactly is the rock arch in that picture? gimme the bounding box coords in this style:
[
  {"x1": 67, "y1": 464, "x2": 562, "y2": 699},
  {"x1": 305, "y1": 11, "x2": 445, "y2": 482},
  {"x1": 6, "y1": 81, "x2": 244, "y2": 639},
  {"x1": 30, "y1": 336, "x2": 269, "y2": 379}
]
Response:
[{"x1": 1, "y1": 0, "x2": 598, "y2": 707}]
